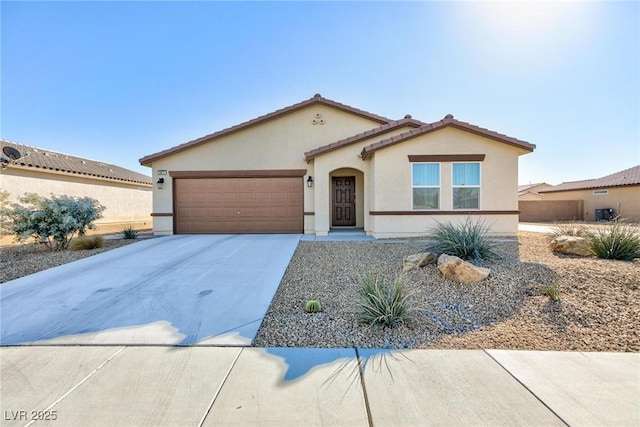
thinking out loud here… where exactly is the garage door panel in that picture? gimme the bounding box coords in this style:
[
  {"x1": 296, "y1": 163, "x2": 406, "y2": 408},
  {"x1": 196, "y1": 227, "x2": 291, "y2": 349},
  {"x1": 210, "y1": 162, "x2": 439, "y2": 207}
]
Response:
[
  {"x1": 270, "y1": 193, "x2": 286, "y2": 204},
  {"x1": 175, "y1": 177, "x2": 302, "y2": 234},
  {"x1": 206, "y1": 192, "x2": 224, "y2": 205}
]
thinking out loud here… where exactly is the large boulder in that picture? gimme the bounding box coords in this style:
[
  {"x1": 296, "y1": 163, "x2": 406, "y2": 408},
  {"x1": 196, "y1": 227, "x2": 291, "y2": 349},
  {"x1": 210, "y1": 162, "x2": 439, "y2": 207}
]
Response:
[
  {"x1": 437, "y1": 254, "x2": 490, "y2": 284},
  {"x1": 549, "y1": 235, "x2": 593, "y2": 257},
  {"x1": 402, "y1": 252, "x2": 436, "y2": 273}
]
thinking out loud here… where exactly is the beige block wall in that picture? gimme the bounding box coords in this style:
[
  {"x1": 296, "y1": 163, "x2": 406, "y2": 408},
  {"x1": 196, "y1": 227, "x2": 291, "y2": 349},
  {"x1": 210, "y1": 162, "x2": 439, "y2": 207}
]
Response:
[
  {"x1": 147, "y1": 105, "x2": 386, "y2": 234},
  {"x1": 542, "y1": 186, "x2": 640, "y2": 221},
  {"x1": 0, "y1": 166, "x2": 152, "y2": 225}
]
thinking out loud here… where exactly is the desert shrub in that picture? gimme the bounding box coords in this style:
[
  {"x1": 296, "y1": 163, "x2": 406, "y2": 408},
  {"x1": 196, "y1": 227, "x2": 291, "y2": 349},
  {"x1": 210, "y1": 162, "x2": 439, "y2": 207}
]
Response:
[
  {"x1": 549, "y1": 221, "x2": 589, "y2": 239},
  {"x1": 357, "y1": 273, "x2": 415, "y2": 328},
  {"x1": 425, "y1": 218, "x2": 498, "y2": 262},
  {"x1": 122, "y1": 225, "x2": 139, "y2": 239},
  {"x1": 305, "y1": 300, "x2": 321, "y2": 313},
  {"x1": 1, "y1": 193, "x2": 105, "y2": 250},
  {"x1": 539, "y1": 282, "x2": 562, "y2": 301},
  {"x1": 69, "y1": 235, "x2": 105, "y2": 251},
  {"x1": 587, "y1": 222, "x2": 640, "y2": 261}
]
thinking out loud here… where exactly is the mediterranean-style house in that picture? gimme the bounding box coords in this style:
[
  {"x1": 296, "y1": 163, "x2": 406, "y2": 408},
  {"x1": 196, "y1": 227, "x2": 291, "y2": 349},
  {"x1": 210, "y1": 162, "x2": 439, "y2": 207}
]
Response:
[
  {"x1": 539, "y1": 165, "x2": 640, "y2": 221},
  {"x1": 1, "y1": 140, "x2": 152, "y2": 237},
  {"x1": 139, "y1": 94, "x2": 535, "y2": 237}
]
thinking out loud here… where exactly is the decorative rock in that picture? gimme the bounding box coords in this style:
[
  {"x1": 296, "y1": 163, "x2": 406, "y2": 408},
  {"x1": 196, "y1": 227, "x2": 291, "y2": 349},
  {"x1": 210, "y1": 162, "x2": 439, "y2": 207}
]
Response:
[
  {"x1": 402, "y1": 252, "x2": 436, "y2": 273},
  {"x1": 437, "y1": 254, "x2": 490, "y2": 284},
  {"x1": 549, "y1": 235, "x2": 592, "y2": 257}
]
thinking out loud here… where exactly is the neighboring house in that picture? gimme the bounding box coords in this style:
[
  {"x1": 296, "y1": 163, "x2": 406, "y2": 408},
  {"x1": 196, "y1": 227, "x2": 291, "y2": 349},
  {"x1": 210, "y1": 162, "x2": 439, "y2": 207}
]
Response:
[
  {"x1": 139, "y1": 94, "x2": 535, "y2": 237},
  {"x1": 518, "y1": 182, "x2": 552, "y2": 201},
  {"x1": 539, "y1": 165, "x2": 640, "y2": 221},
  {"x1": 1, "y1": 140, "x2": 152, "y2": 234}
]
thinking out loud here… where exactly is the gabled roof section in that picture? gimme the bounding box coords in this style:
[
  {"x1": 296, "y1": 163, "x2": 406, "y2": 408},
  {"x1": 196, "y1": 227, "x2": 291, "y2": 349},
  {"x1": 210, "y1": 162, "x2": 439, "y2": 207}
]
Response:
[
  {"x1": 1, "y1": 140, "x2": 152, "y2": 185},
  {"x1": 139, "y1": 94, "x2": 393, "y2": 166},
  {"x1": 540, "y1": 165, "x2": 640, "y2": 193},
  {"x1": 360, "y1": 114, "x2": 535, "y2": 159},
  {"x1": 304, "y1": 116, "x2": 424, "y2": 161},
  {"x1": 518, "y1": 182, "x2": 550, "y2": 196}
]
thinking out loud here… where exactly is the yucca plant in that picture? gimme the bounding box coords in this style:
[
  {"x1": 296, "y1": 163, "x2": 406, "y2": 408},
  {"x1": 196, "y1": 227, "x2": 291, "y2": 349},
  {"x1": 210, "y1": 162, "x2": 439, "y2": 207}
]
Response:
[
  {"x1": 122, "y1": 225, "x2": 139, "y2": 240},
  {"x1": 425, "y1": 218, "x2": 498, "y2": 262},
  {"x1": 587, "y1": 221, "x2": 640, "y2": 261},
  {"x1": 357, "y1": 273, "x2": 415, "y2": 328},
  {"x1": 69, "y1": 235, "x2": 105, "y2": 251}
]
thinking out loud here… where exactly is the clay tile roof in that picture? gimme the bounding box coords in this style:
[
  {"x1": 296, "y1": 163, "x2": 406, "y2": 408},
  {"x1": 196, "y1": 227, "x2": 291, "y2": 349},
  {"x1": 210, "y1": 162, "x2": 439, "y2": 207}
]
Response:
[
  {"x1": 304, "y1": 117, "x2": 425, "y2": 161},
  {"x1": 360, "y1": 114, "x2": 535, "y2": 159},
  {"x1": 540, "y1": 165, "x2": 640, "y2": 193},
  {"x1": 139, "y1": 94, "x2": 393, "y2": 165},
  {"x1": 1, "y1": 140, "x2": 152, "y2": 185},
  {"x1": 518, "y1": 182, "x2": 550, "y2": 196}
]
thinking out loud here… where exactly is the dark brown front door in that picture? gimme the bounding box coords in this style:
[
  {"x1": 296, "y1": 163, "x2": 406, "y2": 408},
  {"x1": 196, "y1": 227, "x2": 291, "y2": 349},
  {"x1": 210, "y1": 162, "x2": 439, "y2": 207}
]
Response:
[{"x1": 332, "y1": 176, "x2": 356, "y2": 226}]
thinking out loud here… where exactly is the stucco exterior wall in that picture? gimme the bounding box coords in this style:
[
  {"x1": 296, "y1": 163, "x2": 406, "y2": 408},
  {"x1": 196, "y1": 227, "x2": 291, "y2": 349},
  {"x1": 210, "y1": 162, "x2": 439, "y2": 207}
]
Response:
[
  {"x1": 371, "y1": 127, "x2": 523, "y2": 212},
  {"x1": 542, "y1": 186, "x2": 640, "y2": 221},
  {"x1": 0, "y1": 166, "x2": 152, "y2": 226},
  {"x1": 372, "y1": 214, "x2": 519, "y2": 238},
  {"x1": 148, "y1": 105, "x2": 386, "y2": 234},
  {"x1": 144, "y1": 105, "x2": 529, "y2": 237}
]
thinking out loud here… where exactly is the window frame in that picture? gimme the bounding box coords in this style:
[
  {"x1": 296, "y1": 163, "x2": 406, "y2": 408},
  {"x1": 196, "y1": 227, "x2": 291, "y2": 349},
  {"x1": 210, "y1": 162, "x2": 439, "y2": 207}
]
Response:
[
  {"x1": 452, "y1": 162, "x2": 481, "y2": 210},
  {"x1": 411, "y1": 162, "x2": 440, "y2": 210}
]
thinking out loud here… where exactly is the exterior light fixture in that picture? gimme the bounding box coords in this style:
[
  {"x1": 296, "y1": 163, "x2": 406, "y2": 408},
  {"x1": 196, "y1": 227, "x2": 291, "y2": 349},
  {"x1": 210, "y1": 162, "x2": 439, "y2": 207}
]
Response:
[
  {"x1": 307, "y1": 176, "x2": 313, "y2": 187},
  {"x1": 156, "y1": 177, "x2": 165, "y2": 189}
]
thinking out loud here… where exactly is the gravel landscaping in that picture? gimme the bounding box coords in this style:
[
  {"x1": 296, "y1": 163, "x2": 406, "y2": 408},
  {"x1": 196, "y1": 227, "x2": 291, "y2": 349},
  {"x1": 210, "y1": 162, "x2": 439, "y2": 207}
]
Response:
[
  {"x1": 0, "y1": 239, "x2": 139, "y2": 283},
  {"x1": 2, "y1": 232, "x2": 638, "y2": 352},
  {"x1": 253, "y1": 232, "x2": 639, "y2": 352}
]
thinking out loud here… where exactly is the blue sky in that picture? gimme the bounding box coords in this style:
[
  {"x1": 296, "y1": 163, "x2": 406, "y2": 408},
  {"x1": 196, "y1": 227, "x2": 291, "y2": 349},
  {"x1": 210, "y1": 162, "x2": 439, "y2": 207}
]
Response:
[{"x1": 2, "y1": 1, "x2": 638, "y2": 185}]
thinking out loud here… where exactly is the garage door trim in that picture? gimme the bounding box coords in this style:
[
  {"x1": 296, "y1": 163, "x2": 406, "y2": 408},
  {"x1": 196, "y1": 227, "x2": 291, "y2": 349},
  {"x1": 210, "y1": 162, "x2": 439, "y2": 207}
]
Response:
[
  {"x1": 172, "y1": 170, "x2": 306, "y2": 234},
  {"x1": 170, "y1": 169, "x2": 307, "y2": 179}
]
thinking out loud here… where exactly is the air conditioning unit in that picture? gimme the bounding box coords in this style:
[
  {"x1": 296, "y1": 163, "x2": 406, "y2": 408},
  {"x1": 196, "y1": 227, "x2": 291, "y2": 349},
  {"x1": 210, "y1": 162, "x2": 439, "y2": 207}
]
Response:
[{"x1": 594, "y1": 208, "x2": 614, "y2": 221}]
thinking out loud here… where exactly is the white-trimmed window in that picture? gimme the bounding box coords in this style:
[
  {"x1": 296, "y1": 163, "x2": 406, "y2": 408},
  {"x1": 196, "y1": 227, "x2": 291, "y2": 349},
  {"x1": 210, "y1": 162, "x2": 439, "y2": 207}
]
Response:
[
  {"x1": 452, "y1": 162, "x2": 480, "y2": 209},
  {"x1": 412, "y1": 163, "x2": 440, "y2": 209}
]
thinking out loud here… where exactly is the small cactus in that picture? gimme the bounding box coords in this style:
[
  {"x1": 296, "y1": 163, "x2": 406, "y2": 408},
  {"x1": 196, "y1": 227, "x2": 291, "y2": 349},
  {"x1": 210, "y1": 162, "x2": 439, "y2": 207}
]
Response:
[{"x1": 305, "y1": 299, "x2": 321, "y2": 313}]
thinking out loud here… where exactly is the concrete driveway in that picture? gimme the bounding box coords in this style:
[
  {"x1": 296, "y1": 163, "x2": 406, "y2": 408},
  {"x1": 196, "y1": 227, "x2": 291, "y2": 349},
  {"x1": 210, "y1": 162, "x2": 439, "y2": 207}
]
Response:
[{"x1": 0, "y1": 234, "x2": 301, "y2": 346}]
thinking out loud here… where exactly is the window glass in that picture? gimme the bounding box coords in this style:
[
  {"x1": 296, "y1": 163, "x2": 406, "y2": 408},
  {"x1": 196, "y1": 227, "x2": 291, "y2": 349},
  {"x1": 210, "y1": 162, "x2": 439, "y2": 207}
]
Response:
[
  {"x1": 453, "y1": 162, "x2": 480, "y2": 209},
  {"x1": 412, "y1": 164, "x2": 439, "y2": 186},
  {"x1": 412, "y1": 163, "x2": 439, "y2": 209},
  {"x1": 453, "y1": 163, "x2": 480, "y2": 186},
  {"x1": 413, "y1": 188, "x2": 439, "y2": 210},
  {"x1": 453, "y1": 188, "x2": 480, "y2": 209}
]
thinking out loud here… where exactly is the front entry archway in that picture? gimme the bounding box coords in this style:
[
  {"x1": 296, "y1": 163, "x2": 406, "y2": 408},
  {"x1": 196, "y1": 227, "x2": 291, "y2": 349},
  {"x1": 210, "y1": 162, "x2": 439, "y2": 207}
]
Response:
[{"x1": 332, "y1": 176, "x2": 356, "y2": 226}]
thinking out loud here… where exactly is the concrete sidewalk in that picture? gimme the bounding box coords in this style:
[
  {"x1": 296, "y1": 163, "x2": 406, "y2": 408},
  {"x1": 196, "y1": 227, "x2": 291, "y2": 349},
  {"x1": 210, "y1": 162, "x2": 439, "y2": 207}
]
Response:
[{"x1": 1, "y1": 346, "x2": 637, "y2": 427}]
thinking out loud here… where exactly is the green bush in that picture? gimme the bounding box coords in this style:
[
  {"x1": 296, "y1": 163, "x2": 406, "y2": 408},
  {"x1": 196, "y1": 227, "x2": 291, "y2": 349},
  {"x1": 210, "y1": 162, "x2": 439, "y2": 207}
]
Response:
[
  {"x1": 587, "y1": 222, "x2": 640, "y2": 261},
  {"x1": 305, "y1": 300, "x2": 321, "y2": 313},
  {"x1": 1, "y1": 193, "x2": 105, "y2": 251},
  {"x1": 122, "y1": 225, "x2": 139, "y2": 239},
  {"x1": 69, "y1": 235, "x2": 105, "y2": 251},
  {"x1": 425, "y1": 218, "x2": 498, "y2": 262},
  {"x1": 357, "y1": 273, "x2": 415, "y2": 328}
]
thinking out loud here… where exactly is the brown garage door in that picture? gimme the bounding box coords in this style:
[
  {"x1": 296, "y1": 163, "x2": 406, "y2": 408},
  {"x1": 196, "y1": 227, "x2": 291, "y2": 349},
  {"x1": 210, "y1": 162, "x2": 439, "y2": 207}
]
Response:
[{"x1": 174, "y1": 177, "x2": 303, "y2": 233}]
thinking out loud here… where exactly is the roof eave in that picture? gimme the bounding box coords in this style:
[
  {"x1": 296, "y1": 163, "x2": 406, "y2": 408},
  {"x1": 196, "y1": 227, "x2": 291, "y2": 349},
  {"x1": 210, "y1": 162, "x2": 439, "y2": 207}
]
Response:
[
  {"x1": 140, "y1": 95, "x2": 393, "y2": 166},
  {"x1": 304, "y1": 118, "x2": 423, "y2": 162}
]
